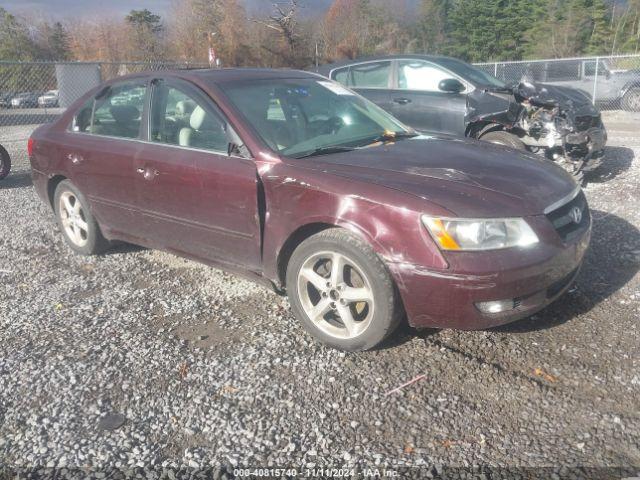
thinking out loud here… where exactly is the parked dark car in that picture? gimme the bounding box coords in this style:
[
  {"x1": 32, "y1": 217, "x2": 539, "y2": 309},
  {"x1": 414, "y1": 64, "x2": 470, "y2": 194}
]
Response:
[
  {"x1": 318, "y1": 55, "x2": 607, "y2": 181},
  {"x1": 491, "y1": 58, "x2": 640, "y2": 111},
  {"x1": 0, "y1": 92, "x2": 15, "y2": 108},
  {"x1": 11, "y1": 92, "x2": 40, "y2": 108},
  {"x1": 0, "y1": 144, "x2": 10, "y2": 180},
  {"x1": 38, "y1": 89, "x2": 60, "y2": 108},
  {"x1": 29, "y1": 69, "x2": 590, "y2": 351}
]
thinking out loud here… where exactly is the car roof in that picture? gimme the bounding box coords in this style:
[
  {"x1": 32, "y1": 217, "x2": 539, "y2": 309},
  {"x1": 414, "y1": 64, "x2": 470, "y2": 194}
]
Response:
[
  {"x1": 316, "y1": 54, "x2": 463, "y2": 74},
  {"x1": 109, "y1": 68, "x2": 323, "y2": 85}
]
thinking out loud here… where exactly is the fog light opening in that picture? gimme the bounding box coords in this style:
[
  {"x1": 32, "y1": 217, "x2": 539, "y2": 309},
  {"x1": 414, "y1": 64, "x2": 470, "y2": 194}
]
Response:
[{"x1": 475, "y1": 299, "x2": 516, "y2": 314}]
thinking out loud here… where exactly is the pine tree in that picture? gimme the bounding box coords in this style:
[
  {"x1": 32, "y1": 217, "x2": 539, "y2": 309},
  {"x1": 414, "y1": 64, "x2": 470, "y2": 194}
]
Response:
[
  {"x1": 48, "y1": 22, "x2": 71, "y2": 61},
  {"x1": 125, "y1": 9, "x2": 165, "y2": 61},
  {"x1": 586, "y1": 0, "x2": 612, "y2": 55},
  {"x1": 0, "y1": 7, "x2": 37, "y2": 60},
  {"x1": 415, "y1": 0, "x2": 450, "y2": 54},
  {"x1": 446, "y1": 0, "x2": 532, "y2": 62}
]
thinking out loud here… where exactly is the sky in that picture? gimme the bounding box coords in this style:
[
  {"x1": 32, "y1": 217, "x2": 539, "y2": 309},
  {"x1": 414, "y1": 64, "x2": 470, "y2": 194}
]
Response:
[
  {"x1": 0, "y1": 0, "x2": 336, "y2": 20},
  {"x1": 1, "y1": 0, "x2": 175, "y2": 18}
]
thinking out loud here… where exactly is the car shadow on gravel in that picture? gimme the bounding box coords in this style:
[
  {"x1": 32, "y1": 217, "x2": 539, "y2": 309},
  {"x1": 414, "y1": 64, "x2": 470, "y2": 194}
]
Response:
[
  {"x1": 0, "y1": 171, "x2": 32, "y2": 189},
  {"x1": 495, "y1": 209, "x2": 639, "y2": 333},
  {"x1": 380, "y1": 209, "x2": 640, "y2": 346},
  {"x1": 102, "y1": 242, "x2": 147, "y2": 255},
  {"x1": 585, "y1": 146, "x2": 635, "y2": 184}
]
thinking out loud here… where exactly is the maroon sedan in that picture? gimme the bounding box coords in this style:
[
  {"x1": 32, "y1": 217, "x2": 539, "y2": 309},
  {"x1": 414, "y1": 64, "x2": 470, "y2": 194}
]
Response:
[{"x1": 28, "y1": 69, "x2": 591, "y2": 351}]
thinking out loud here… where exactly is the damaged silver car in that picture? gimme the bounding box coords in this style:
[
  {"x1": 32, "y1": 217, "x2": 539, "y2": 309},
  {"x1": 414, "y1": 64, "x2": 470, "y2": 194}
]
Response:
[{"x1": 318, "y1": 55, "x2": 607, "y2": 182}]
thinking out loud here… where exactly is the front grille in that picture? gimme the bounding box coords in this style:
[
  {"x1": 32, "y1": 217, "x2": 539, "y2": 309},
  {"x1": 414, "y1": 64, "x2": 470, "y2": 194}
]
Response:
[
  {"x1": 574, "y1": 114, "x2": 601, "y2": 131},
  {"x1": 545, "y1": 190, "x2": 590, "y2": 242},
  {"x1": 546, "y1": 268, "x2": 579, "y2": 298}
]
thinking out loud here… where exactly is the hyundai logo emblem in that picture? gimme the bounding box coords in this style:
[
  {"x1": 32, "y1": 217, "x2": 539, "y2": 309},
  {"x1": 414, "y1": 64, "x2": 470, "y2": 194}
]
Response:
[{"x1": 569, "y1": 206, "x2": 583, "y2": 224}]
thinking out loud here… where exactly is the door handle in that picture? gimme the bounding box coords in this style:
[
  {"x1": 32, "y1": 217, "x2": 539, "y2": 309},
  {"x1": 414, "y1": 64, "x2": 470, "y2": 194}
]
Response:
[
  {"x1": 137, "y1": 167, "x2": 160, "y2": 180},
  {"x1": 67, "y1": 153, "x2": 84, "y2": 164},
  {"x1": 393, "y1": 97, "x2": 412, "y2": 105}
]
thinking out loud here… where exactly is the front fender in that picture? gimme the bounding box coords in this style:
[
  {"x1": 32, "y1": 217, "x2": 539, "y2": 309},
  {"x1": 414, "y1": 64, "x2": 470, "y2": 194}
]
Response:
[{"x1": 259, "y1": 163, "x2": 450, "y2": 285}]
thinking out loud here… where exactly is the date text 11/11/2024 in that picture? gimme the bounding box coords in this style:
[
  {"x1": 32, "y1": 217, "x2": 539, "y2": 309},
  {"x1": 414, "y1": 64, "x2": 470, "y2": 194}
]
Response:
[{"x1": 233, "y1": 467, "x2": 400, "y2": 477}]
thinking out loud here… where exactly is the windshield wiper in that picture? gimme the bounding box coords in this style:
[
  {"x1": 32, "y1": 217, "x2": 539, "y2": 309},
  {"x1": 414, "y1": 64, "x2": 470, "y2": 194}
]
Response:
[{"x1": 294, "y1": 145, "x2": 357, "y2": 159}]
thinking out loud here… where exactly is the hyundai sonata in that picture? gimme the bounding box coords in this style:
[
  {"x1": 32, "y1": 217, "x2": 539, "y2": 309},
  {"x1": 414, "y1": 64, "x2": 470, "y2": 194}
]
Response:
[{"x1": 28, "y1": 69, "x2": 591, "y2": 351}]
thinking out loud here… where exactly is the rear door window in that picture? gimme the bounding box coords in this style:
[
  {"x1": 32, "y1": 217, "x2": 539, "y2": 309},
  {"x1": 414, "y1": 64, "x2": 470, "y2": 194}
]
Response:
[
  {"x1": 544, "y1": 61, "x2": 581, "y2": 81},
  {"x1": 90, "y1": 83, "x2": 147, "y2": 139},
  {"x1": 583, "y1": 60, "x2": 608, "y2": 77},
  {"x1": 332, "y1": 62, "x2": 391, "y2": 88}
]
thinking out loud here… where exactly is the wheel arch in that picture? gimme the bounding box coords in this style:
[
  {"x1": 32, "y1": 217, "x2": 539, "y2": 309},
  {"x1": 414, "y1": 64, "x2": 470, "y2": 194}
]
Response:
[
  {"x1": 47, "y1": 174, "x2": 68, "y2": 209},
  {"x1": 274, "y1": 213, "x2": 410, "y2": 288},
  {"x1": 276, "y1": 222, "x2": 336, "y2": 287},
  {"x1": 466, "y1": 121, "x2": 505, "y2": 139},
  {"x1": 620, "y1": 80, "x2": 640, "y2": 100}
]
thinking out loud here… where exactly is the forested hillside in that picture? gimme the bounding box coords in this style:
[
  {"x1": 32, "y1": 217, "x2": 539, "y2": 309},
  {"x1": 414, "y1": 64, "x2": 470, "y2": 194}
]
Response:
[{"x1": 1, "y1": 0, "x2": 640, "y2": 66}]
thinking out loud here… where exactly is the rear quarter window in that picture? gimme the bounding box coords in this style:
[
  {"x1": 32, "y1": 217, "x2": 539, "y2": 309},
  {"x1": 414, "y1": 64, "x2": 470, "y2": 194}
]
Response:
[{"x1": 70, "y1": 98, "x2": 94, "y2": 133}]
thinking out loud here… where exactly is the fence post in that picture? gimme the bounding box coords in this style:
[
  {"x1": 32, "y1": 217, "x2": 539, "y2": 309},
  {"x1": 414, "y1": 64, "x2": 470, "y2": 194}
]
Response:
[
  {"x1": 494, "y1": 62, "x2": 498, "y2": 77},
  {"x1": 592, "y1": 57, "x2": 599, "y2": 105}
]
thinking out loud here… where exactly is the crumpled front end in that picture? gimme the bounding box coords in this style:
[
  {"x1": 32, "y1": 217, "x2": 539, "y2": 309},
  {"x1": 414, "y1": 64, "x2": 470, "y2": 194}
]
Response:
[{"x1": 514, "y1": 82, "x2": 607, "y2": 179}]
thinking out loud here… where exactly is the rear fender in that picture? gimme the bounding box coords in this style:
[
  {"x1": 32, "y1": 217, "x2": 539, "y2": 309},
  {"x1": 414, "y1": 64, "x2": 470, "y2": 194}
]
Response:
[{"x1": 620, "y1": 80, "x2": 640, "y2": 99}]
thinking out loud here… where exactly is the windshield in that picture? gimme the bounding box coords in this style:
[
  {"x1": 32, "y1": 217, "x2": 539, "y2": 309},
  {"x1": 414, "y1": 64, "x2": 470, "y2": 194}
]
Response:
[
  {"x1": 220, "y1": 78, "x2": 411, "y2": 158},
  {"x1": 438, "y1": 58, "x2": 507, "y2": 89}
]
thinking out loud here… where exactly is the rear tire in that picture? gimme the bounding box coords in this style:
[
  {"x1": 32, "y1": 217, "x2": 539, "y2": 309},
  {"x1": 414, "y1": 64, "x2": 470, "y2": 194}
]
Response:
[
  {"x1": 480, "y1": 130, "x2": 526, "y2": 150},
  {"x1": 621, "y1": 87, "x2": 640, "y2": 112},
  {"x1": 286, "y1": 228, "x2": 402, "y2": 351},
  {"x1": 0, "y1": 144, "x2": 10, "y2": 180},
  {"x1": 54, "y1": 180, "x2": 110, "y2": 255}
]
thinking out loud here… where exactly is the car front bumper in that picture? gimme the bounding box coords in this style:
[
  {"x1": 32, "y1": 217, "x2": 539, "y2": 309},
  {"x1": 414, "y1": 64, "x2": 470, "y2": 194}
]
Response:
[
  {"x1": 566, "y1": 125, "x2": 607, "y2": 171},
  {"x1": 388, "y1": 216, "x2": 591, "y2": 330}
]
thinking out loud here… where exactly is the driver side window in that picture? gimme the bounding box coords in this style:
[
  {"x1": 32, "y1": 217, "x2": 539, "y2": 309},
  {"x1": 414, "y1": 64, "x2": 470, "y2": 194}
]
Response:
[
  {"x1": 398, "y1": 60, "x2": 458, "y2": 92},
  {"x1": 149, "y1": 81, "x2": 232, "y2": 153}
]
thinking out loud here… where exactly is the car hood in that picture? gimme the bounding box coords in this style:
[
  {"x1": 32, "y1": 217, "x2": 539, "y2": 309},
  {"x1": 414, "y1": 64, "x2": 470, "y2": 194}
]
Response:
[
  {"x1": 308, "y1": 135, "x2": 577, "y2": 217},
  {"x1": 515, "y1": 81, "x2": 596, "y2": 112}
]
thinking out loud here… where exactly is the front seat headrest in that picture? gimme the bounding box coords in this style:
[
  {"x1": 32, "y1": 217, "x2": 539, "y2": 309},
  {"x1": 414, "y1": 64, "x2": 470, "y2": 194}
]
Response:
[
  {"x1": 176, "y1": 100, "x2": 195, "y2": 117},
  {"x1": 190, "y1": 105, "x2": 220, "y2": 131},
  {"x1": 110, "y1": 105, "x2": 139, "y2": 124}
]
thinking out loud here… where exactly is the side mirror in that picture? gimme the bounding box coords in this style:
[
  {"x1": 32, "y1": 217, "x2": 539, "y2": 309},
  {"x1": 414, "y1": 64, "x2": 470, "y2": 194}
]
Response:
[{"x1": 438, "y1": 78, "x2": 465, "y2": 94}]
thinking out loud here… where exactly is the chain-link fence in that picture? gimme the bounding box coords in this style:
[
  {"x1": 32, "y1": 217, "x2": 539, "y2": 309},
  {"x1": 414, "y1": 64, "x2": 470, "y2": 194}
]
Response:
[
  {"x1": 2, "y1": 56, "x2": 640, "y2": 176},
  {"x1": 0, "y1": 61, "x2": 207, "y2": 171},
  {"x1": 474, "y1": 54, "x2": 640, "y2": 111}
]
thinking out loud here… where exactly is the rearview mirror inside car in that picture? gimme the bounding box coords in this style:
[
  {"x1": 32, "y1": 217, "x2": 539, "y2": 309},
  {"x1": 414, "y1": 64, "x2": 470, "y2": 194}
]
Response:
[{"x1": 439, "y1": 78, "x2": 465, "y2": 94}]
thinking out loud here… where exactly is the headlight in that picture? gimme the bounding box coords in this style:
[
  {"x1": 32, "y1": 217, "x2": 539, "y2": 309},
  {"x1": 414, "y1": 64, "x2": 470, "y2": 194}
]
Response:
[{"x1": 422, "y1": 216, "x2": 539, "y2": 251}]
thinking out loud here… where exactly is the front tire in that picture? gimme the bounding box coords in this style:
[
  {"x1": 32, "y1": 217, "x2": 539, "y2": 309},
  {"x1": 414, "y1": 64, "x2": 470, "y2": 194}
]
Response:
[
  {"x1": 480, "y1": 130, "x2": 526, "y2": 150},
  {"x1": 54, "y1": 180, "x2": 109, "y2": 255},
  {"x1": 621, "y1": 87, "x2": 640, "y2": 112},
  {"x1": 286, "y1": 228, "x2": 402, "y2": 351},
  {"x1": 0, "y1": 144, "x2": 10, "y2": 180}
]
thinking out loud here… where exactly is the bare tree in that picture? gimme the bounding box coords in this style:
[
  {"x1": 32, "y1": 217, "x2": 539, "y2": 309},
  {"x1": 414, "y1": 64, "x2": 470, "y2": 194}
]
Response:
[{"x1": 252, "y1": 1, "x2": 311, "y2": 68}]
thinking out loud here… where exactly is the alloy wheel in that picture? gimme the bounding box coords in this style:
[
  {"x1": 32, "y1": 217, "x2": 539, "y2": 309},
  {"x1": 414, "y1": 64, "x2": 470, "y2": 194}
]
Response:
[
  {"x1": 296, "y1": 250, "x2": 375, "y2": 339},
  {"x1": 59, "y1": 191, "x2": 89, "y2": 247},
  {"x1": 627, "y1": 90, "x2": 640, "y2": 111}
]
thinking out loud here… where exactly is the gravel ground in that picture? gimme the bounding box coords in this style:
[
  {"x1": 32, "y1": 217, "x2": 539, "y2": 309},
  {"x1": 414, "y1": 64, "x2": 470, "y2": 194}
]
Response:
[{"x1": 0, "y1": 124, "x2": 639, "y2": 479}]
